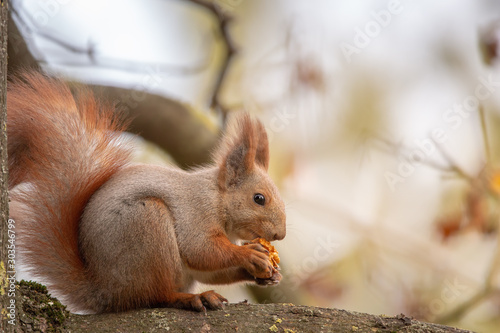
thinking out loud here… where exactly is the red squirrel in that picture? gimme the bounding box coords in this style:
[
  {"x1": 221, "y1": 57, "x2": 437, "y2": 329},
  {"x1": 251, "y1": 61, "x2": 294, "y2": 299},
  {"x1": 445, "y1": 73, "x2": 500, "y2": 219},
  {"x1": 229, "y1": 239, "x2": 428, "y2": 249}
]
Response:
[{"x1": 8, "y1": 72, "x2": 286, "y2": 313}]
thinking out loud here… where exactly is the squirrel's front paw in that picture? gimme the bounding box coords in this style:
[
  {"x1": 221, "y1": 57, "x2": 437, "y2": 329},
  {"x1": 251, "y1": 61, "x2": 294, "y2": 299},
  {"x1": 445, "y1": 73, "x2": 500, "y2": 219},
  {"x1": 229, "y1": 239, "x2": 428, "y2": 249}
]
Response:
[
  {"x1": 256, "y1": 269, "x2": 282, "y2": 286},
  {"x1": 241, "y1": 243, "x2": 273, "y2": 279}
]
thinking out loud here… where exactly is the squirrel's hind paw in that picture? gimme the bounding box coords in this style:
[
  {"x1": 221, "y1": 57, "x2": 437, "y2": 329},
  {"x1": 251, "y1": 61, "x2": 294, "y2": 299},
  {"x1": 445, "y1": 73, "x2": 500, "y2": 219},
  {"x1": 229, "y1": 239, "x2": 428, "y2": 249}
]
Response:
[
  {"x1": 199, "y1": 290, "x2": 228, "y2": 310},
  {"x1": 167, "y1": 290, "x2": 228, "y2": 312}
]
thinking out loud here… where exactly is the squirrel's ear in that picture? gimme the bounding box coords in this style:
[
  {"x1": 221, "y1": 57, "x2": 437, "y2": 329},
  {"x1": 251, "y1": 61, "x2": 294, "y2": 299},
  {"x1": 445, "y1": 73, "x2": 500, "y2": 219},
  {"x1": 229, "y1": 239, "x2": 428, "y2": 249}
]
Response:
[
  {"x1": 215, "y1": 113, "x2": 261, "y2": 189},
  {"x1": 254, "y1": 119, "x2": 269, "y2": 171}
]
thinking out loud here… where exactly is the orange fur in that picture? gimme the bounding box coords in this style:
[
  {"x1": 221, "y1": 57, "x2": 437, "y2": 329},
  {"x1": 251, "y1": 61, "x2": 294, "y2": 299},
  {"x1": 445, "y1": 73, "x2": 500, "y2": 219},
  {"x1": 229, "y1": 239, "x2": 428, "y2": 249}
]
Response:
[{"x1": 8, "y1": 72, "x2": 132, "y2": 312}]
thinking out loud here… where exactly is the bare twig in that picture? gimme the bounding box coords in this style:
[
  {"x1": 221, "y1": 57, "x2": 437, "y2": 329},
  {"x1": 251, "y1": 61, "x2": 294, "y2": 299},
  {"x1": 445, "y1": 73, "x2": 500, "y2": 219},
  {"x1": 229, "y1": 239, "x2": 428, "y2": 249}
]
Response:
[
  {"x1": 437, "y1": 223, "x2": 500, "y2": 324},
  {"x1": 432, "y1": 138, "x2": 474, "y2": 182},
  {"x1": 12, "y1": 0, "x2": 237, "y2": 118},
  {"x1": 436, "y1": 286, "x2": 491, "y2": 324},
  {"x1": 185, "y1": 0, "x2": 238, "y2": 121},
  {"x1": 10, "y1": 4, "x2": 211, "y2": 75},
  {"x1": 485, "y1": 221, "x2": 500, "y2": 287},
  {"x1": 479, "y1": 105, "x2": 492, "y2": 165},
  {"x1": 371, "y1": 133, "x2": 471, "y2": 178},
  {"x1": 433, "y1": 109, "x2": 500, "y2": 324}
]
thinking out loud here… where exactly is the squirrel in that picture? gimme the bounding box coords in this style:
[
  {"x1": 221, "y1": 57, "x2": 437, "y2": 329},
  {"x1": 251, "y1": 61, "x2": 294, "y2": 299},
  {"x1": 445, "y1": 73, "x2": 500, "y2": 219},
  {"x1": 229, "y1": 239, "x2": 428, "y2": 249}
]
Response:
[{"x1": 7, "y1": 72, "x2": 286, "y2": 314}]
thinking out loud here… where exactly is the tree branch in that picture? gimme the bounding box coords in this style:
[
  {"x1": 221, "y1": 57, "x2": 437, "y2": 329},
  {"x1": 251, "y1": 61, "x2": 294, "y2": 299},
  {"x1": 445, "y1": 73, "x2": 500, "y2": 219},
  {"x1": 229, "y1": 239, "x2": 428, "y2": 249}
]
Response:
[
  {"x1": 89, "y1": 84, "x2": 220, "y2": 168},
  {"x1": 63, "y1": 304, "x2": 472, "y2": 333}
]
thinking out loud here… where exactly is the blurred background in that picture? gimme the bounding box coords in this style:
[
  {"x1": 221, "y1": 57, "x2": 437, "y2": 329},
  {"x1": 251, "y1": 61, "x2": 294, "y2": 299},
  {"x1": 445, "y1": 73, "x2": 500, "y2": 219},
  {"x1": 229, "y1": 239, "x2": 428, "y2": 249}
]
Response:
[{"x1": 8, "y1": 0, "x2": 500, "y2": 331}]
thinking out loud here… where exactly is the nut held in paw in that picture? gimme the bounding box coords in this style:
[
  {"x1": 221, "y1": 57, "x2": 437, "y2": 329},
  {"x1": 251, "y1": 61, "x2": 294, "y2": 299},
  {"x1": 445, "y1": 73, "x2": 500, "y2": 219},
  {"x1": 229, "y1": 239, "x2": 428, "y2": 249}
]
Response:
[{"x1": 251, "y1": 237, "x2": 280, "y2": 270}]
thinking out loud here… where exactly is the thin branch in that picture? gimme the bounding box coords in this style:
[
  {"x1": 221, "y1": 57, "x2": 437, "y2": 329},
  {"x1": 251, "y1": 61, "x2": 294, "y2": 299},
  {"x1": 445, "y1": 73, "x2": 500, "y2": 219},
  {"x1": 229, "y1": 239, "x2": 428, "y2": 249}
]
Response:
[
  {"x1": 14, "y1": 0, "x2": 237, "y2": 117},
  {"x1": 485, "y1": 220, "x2": 500, "y2": 287},
  {"x1": 436, "y1": 287, "x2": 492, "y2": 324},
  {"x1": 437, "y1": 218, "x2": 500, "y2": 324},
  {"x1": 479, "y1": 105, "x2": 492, "y2": 165},
  {"x1": 431, "y1": 109, "x2": 500, "y2": 324},
  {"x1": 432, "y1": 138, "x2": 474, "y2": 181},
  {"x1": 11, "y1": 4, "x2": 211, "y2": 75},
  {"x1": 185, "y1": 0, "x2": 238, "y2": 121},
  {"x1": 371, "y1": 133, "x2": 471, "y2": 178}
]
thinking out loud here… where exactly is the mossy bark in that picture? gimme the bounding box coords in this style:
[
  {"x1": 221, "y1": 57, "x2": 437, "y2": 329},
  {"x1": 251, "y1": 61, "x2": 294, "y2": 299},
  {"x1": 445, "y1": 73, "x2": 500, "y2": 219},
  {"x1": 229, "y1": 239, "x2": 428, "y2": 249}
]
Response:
[
  {"x1": 10, "y1": 281, "x2": 473, "y2": 333},
  {"x1": 64, "y1": 303, "x2": 473, "y2": 333}
]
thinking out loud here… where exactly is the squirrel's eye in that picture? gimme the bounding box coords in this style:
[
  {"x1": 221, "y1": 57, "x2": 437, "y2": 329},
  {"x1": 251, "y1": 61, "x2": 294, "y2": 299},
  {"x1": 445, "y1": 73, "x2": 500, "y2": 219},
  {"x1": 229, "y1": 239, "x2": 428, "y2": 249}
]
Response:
[{"x1": 253, "y1": 193, "x2": 265, "y2": 206}]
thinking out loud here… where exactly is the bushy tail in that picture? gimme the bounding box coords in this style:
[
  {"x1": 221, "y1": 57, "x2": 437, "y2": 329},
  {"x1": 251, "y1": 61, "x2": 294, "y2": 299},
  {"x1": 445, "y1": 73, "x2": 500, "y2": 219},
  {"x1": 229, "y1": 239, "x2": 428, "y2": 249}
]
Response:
[{"x1": 8, "y1": 72, "x2": 133, "y2": 312}]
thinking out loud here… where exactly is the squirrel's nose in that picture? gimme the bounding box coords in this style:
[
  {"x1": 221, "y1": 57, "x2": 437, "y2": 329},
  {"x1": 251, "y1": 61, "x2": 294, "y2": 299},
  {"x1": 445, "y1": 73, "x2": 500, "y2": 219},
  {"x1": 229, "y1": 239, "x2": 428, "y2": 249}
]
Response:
[{"x1": 273, "y1": 231, "x2": 286, "y2": 241}]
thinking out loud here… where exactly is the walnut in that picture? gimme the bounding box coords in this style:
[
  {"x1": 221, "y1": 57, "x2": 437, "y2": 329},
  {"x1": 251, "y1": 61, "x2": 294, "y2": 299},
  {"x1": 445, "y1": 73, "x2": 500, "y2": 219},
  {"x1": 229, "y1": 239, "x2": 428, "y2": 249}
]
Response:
[{"x1": 252, "y1": 238, "x2": 280, "y2": 269}]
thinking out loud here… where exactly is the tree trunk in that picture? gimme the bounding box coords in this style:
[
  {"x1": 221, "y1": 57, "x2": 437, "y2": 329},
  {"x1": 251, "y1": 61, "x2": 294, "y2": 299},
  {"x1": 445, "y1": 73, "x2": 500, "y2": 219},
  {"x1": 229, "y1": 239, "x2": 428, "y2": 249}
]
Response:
[{"x1": 0, "y1": 1, "x2": 14, "y2": 332}]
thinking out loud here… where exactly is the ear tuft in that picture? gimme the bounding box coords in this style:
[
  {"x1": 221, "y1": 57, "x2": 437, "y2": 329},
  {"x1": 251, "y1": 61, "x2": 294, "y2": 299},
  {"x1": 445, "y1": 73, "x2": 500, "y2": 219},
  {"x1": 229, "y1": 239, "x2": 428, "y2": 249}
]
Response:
[
  {"x1": 214, "y1": 112, "x2": 270, "y2": 189},
  {"x1": 255, "y1": 120, "x2": 270, "y2": 170}
]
